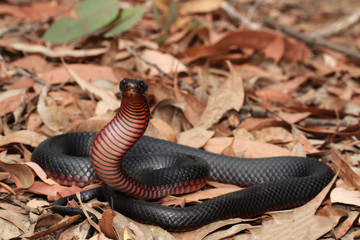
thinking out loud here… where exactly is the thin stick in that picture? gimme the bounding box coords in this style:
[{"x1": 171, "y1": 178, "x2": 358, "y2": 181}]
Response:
[
  {"x1": 0, "y1": 53, "x2": 51, "y2": 87},
  {"x1": 220, "y1": 1, "x2": 261, "y2": 29}
]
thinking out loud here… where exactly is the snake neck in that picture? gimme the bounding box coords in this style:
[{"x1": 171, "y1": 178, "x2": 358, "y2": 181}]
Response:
[{"x1": 91, "y1": 94, "x2": 150, "y2": 197}]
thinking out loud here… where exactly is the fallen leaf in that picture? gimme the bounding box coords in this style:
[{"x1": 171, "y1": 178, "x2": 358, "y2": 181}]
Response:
[
  {"x1": 148, "y1": 118, "x2": 177, "y2": 142},
  {"x1": 251, "y1": 126, "x2": 294, "y2": 144},
  {"x1": 0, "y1": 158, "x2": 34, "y2": 189},
  {"x1": 183, "y1": 29, "x2": 310, "y2": 63},
  {"x1": 11, "y1": 43, "x2": 108, "y2": 58},
  {"x1": 180, "y1": 0, "x2": 223, "y2": 15},
  {"x1": 0, "y1": 209, "x2": 29, "y2": 233},
  {"x1": 0, "y1": 4, "x2": 27, "y2": 18},
  {"x1": 178, "y1": 62, "x2": 244, "y2": 147},
  {"x1": 246, "y1": 174, "x2": 339, "y2": 239},
  {"x1": 100, "y1": 209, "x2": 117, "y2": 239},
  {"x1": 335, "y1": 211, "x2": 360, "y2": 239},
  {"x1": 204, "y1": 137, "x2": 294, "y2": 158},
  {"x1": 0, "y1": 216, "x2": 23, "y2": 239},
  {"x1": 330, "y1": 188, "x2": 360, "y2": 207},
  {"x1": 26, "y1": 199, "x2": 50, "y2": 208},
  {"x1": 10, "y1": 55, "x2": 53, "y2": 73},
  {"x1": 37, "y1": 87, "x2": 71, "y2": 132},
  {"x1": 331, "y1": 149, "x2": 360, "y2": 190},
  {"x1": 278, "y1": 111, "x2": 311, "y2": 124},
  {"x1": 27, "y1": 215, "x2": 81, "y2": 239},
  {"x1": 138, "y1": 49, "x2": 188, "y2": 76},
  {"x1": 39, "y1": 64, "x2": 119, "y2": 84},
  {"x1": 63, "y1": 62, "x2": 120, "y2": 112}
]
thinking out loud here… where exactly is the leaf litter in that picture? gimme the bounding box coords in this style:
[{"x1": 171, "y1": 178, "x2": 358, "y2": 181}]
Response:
[{"x1": 0, "y1": 0, "x2": 360, "y2": 239}]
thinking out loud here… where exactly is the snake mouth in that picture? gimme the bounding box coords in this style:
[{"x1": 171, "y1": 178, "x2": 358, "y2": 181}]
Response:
[{"x1": 120, "y1": 78, "x2": 148, "y2": 97}]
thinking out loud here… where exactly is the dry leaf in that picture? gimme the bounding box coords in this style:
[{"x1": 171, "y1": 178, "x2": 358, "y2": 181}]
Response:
[
  {"x1": 204, "y1": 137, "x2": 294, "y2": 158},
  {"x1": 183, "y1": 30, "x2": 310, "y2": 63},
  {"x1": 178, "y1": 62, "x2": 244, "y2": 147},
  {"x1": 27, "y1": 215, "x2": 82, "y2": 239},
  {"x1": 39, "y1": 64, "x2": 119, "y2": 84},
  {"x1": 37, "y1": 87, "x2": 71, "y2": 132},
  {"x1": 0, "y1": 160, "x2": 34, "y2": 188},
  {"x1": 245, "y1": 175, "x2": 338, "y2": 239},
  {"x1": 148, "y1": 118, "x2": 177, "y2": 142},
  {"x1": 180, "y1": 0, "x2": 223, "y2": 15},
  {"x1": 63, "y1": 63, "x2": 120, "y2": 112},
  {"x1": 100, "y1": 209, "x2": 117, "y2": 239},
  {"x1": 11, "y1": 43, "x2": 108, "y2": 58},
  {"x1": 330, "y1": 188, "x2": 360, "y2": 207},
  {"x1": 138, "y1": 49, "x2": 188, "y2": 76},
  {"x1": 0, "y1": 209, "x2": 29, "y2": 233},
  {"x1": 26, "y1": 199, "x2": 50, "y2": 208},
  {"x1": 335, "y1": 211, "x2": 360, "y2": 239},
  {"x1": 331, "y1": 149, "x2": 360, "y2": 190}
]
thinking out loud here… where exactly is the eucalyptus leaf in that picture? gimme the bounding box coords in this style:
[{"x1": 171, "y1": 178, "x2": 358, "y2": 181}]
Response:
[
  {"x1": 104, "y1": 6, "x2": 146, "y2": 37},
  {"x1": 42, "y1": 0, "x2": 119, "y2": 43}
]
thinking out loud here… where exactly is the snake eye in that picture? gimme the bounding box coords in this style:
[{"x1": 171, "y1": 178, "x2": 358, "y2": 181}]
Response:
[
  {"x1": 120, "y1": 79, "x2": 128, "y2": 92},
  {"x1": 138, "y1": 81, "x2": 147, "y2": 93}
]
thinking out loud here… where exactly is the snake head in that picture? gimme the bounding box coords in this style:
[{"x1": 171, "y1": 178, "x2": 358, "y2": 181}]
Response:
[{"x1": 120, "y1": 78, "x2": 148, "y2": 97}]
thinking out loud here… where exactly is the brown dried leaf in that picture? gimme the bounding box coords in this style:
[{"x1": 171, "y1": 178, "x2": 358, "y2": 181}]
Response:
[
  {"x1": 37, "y1": 87, "x2": 71, "y2": 132},
  {"x1": 11, "y1": 43, "x2": 108, "y2": 58},
  {"x1": 27, "y1": 215, "x2": 81, "y2": 239},
  {"x1": 183, "y1": 30, "x2": 310, "y2": 63},
  {"x1": 172, "y1": 219, "x2": 250, "y2": 240},
  {"x1": 0, "y1": 88, "x2": 26, "y2": 117},
  {"x1": 234, "y1": 64, "x2": 288, "y2": 82},
  {"x1": 26, "y1": 199, "x2": 50, "y2": 208},
  {"x1": 180, "y1": 0, "x2": 223, "y2": 15},
  {"x1": 39, "y1": 64, "x2": 119, "y2": 85},
  {"x1": 0, "y1": 155, "x2": 34, "y2": 188},
  {"x1": 147, "y1": 118, "x2": 177, "y2": 142},
  {"x1": 100, "y1": 209, "x2": 117, "y2": 239},
  {"x1": 204, "y1": 137, "x2": 294, "y2": 158},
  {"x1": 178, "y1": 62, "x2": 244, "y2": 147},
  {"x1": 160, "y1": 184, "x2": 242, "y2": 206},
  {"x1": 246, "y1": 175, "x2": 339, "y2": 239},
  {"x1": 0, "y1": 216, "x2": 23, "y2": 239},
  {"x1": 26, "y1": 181, "x2": 81, "y2": 201},
  {"x1": 10, "y1": 55, "x2": 51, "y2": 73},
  {"x1": 278, "y1": 111, "x2": 311, "y2": 124},
  {"x1": 330, "y1": 188, "x2": 360, "y2": 206},
  {"x1": 331, "y1": 149, "x2": 360, "y2": 190},
  {"x1": 138, "y1": 50, "x2": 188, "y2": 76},
  {"x1": 25, "y1": 162, "x2": 56, "y2": 185},
  {"x1": 63, "y1": 63, "x2": 120, "y2": 113},
  {"x1": 335, "y1": 211, "x2": 360, "y2": 239},
  {"x1": 251, "y1": 126, "x2": 294, "y2": 144},
  {"x1": 0, "y1": 209, "x2": 29, "y2": 233}
]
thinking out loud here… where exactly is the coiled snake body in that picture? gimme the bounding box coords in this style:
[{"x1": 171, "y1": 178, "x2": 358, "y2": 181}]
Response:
[{"x1": 32, "y1": 78, "x2": 334, "y2": 231}]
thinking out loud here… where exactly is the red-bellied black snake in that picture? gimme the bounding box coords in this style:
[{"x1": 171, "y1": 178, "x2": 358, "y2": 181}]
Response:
[{"x1": 32, "y1": 78, "x2": 334, "y2": 232}]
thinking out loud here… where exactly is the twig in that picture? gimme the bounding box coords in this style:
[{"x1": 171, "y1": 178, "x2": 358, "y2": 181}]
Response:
[
  {"x1": 124, "y1": 45, "x2": 194, "y2": 92},
  {"x1": 0, "y1": 53, "x2": 51, "y2": 87},
  {"x1": 220, "y1": 1, "x2": 262, "y2": 29},
  {"x1": 309, "y1": 11, "x2": 360, "y2": 38},
  {"x1": 300, "y1": 117, "x2": 358, "y2": 127},
  {"x1": 265, "y1": 20, "x2": 360, "y2": 61}
]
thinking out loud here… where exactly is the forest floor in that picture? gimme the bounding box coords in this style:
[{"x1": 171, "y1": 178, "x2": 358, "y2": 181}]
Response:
[{"x1": 0, "y1": 0, "x2": 360, "y2": 239}]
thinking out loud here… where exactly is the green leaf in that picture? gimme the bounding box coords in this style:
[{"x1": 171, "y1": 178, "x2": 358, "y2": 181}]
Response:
[
  {"x1": 163, "y1": 2, "x2": 177, "y2": 32},
  {"x1": 104, "y1": 6, "x2": 146, "y2": 37},
  {"x1": 42, "y1": 0, "x2": 119, "y2": 43}
]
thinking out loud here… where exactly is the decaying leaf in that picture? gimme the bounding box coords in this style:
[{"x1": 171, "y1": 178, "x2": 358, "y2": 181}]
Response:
[
  {"x1": 178, "y1": 62, "x2": 244, "y2": 147},
  {"x1": 204, "y1": 137, "x2": 294, "y2": 158}
]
